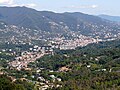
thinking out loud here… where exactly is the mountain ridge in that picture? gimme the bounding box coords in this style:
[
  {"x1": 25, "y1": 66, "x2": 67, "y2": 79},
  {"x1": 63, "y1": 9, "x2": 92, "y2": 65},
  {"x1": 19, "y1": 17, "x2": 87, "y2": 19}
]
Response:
[
  {"x1": 0, "y1": 6, "x2": 120, "y2": 40},
  {"x1": 98, "y1": 14, "x2": 120, "y2": 22},
  {"x1": 0, "y1": 6, "x2": 108, "y2": 31}
]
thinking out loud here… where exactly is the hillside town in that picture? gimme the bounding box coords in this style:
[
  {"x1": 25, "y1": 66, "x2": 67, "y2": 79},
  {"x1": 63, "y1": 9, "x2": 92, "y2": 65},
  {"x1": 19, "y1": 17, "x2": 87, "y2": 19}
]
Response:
[
  {"x1": 8, "y1": 45, "x2": 53, "y2": 71},
  {"x1": 0, "y1": 2, "x2": 120, "y2": 90}
]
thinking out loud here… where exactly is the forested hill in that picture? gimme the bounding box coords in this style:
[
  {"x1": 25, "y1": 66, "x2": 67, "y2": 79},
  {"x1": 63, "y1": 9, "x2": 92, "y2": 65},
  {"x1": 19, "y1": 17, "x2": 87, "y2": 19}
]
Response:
[
  {"x1": 28, "y1": 39, "x2": 120, "y2": 90},
  {"x1": 0, "y1": 6, "x2": 120, "y2": 36},
  {"x1": 99, "y1": 14, "x2": 120, "y2": 22}
]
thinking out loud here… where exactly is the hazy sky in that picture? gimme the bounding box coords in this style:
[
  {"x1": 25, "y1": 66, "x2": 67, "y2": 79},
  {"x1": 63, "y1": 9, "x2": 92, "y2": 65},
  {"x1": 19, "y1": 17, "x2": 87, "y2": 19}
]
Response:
[{"x1": 0, "y1": 0, "x2": 119, "y2": 16}]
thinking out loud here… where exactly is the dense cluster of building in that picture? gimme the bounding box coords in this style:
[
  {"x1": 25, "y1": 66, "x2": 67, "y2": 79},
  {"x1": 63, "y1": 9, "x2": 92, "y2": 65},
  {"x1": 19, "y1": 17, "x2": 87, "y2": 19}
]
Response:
[
  {"x1": 50, "y1": 35, "x2": 101, "y2": 50},
  {"x1": 9, "y1": 45, "x2": 53, "y2": 70}
]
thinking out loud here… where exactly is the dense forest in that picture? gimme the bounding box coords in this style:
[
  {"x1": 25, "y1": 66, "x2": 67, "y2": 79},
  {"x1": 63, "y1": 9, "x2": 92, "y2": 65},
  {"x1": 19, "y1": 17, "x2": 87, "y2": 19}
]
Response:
[{"x1": 0, "y1": 75, "x2": 36, "y2": 90}]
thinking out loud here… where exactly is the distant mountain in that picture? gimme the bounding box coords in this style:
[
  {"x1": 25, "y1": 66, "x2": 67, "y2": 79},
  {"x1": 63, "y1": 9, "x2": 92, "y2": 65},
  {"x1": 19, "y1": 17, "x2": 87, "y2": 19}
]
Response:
[
  {"x1": 0, "y1": 6, "x2": 120, "y2": 39},
  {"x1": 99, "y1": 14, "x2": 120, "y2": 22}
]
